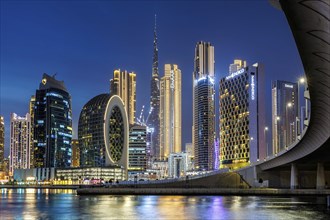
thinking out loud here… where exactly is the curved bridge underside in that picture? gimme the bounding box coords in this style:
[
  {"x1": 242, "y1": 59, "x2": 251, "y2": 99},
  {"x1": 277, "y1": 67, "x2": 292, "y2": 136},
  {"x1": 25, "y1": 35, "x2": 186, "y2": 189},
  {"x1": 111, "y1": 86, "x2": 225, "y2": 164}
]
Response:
[{"x1": 259, "y1": 0, "x2": 330, "y2": 171}]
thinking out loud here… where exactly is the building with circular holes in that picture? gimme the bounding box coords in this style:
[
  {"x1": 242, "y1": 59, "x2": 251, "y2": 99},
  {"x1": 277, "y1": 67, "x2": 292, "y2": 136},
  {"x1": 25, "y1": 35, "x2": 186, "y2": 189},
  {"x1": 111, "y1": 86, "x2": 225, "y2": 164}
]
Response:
[{"x1": 104, "y1": 95, "x2": 129, "y2": 172}]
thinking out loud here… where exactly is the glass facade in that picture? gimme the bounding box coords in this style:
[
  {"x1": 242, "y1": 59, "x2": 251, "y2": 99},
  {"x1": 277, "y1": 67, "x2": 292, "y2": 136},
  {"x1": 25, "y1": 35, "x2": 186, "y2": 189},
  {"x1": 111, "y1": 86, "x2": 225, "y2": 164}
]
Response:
[
  {"x1": 29, "y1": 96, "x2": 35, "y2": 168},
  {"x1": 220, "y1": 71, "x2": 250, "y2": 169},
  {"x1": 33, "y1": 73, "x2": 72, "y2": 168},
  {"x1": 0, "y1": 116, "x2": 4, "y2": 171},
  {"x1": 193, "y1": 42, "x2": 215, "y2": 171},
  {"x1": 219, "y1": 63, "x2": 266, "y2": 170},
  {"x1": 108, "y1": 106, "x2": 125, "y2": 163},
  {"x1": 128, "y1": 124, "x2": 147, "y2": 171},
  {"x1": 148, "y1": 15, "x2": 160, "y2": 160},
  {"x1": 56, "y1": 166, "x2": 125, "y2": 182},
  {"x1": 71, "y1": 139, "x2": 80, "y2": 167},
  {"x1": 78, "y1": 94, "x2": 111, "y2": 167},
  {"x1": 272, "y1": 80, "x2": 298, "y2": 154}
]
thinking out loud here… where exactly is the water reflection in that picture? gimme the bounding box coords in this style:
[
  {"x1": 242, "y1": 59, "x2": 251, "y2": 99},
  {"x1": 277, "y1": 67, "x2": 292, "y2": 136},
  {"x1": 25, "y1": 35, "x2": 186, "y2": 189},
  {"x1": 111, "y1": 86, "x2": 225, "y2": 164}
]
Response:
[{"x1": 0, "y1": 189, "x2": 329, "y2": 219}]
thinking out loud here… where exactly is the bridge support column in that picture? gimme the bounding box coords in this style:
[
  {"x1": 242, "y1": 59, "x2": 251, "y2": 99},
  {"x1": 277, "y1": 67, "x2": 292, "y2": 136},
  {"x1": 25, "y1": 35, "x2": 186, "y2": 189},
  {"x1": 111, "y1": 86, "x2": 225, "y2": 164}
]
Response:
[
  {"x1": 290, "y1": 163, "x2": 298, "y2": 189},
  {"x1": 316, "y1": 163, "x2": 325, "y2": 189}
]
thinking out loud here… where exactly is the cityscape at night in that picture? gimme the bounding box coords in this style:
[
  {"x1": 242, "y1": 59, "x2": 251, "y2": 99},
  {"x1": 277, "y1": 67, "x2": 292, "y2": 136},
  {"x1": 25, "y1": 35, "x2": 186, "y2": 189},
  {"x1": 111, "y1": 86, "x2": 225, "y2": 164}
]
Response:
[{"x1": 0, "y1": 0, "x2": 329, "y2": 219}]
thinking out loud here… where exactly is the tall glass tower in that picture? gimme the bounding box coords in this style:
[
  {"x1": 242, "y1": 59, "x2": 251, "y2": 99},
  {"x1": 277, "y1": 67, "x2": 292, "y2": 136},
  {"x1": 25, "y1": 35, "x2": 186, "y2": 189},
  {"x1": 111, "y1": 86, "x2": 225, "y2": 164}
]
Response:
[
  {"x1": 272, "y1": 80, "x2": 298, "y2": 154},
  {"x1": 193, "y1": 41, "x2": 215, "y2": 171},
  {"x1": 33, "y1": 73, "x2": 72, "y2": 168},
  {"x1": 0, "y1": 116, "x2": 4, "y2": 171},
  {"x1": 78, "y1": 94, "x2": 110, "y2": 167},
  {"x1": 148, "y1": 15, "x2": 160, "y2": 160},
  {"x1": 219, "y1": 63, "x2": 266, "y2": 169}
]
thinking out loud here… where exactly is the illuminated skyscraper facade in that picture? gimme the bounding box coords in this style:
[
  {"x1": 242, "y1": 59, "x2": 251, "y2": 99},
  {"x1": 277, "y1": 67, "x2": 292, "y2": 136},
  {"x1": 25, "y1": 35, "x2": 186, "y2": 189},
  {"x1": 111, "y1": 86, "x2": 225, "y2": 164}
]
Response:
[
  {"x1": 271, "y1": 80, "x2": 298, "y2": 154},
  {"x1": 78, "y1": 94, "x2": 129, "y2": 175},
  {"x1": 71, "y1": 139, "x2": 80, "y2": 167},
  {"x1": 33, "y1": 73, "x2": 72, "y2": 168},
  {"x1": 0, "y1": 116, "x2": 5, "y2": 171},
  {"x1": 78, "y1": 94, "x2": 110, "y2": 167},
  {"x1": 219, "y1": 63, "x2": 266, "y2": 170},
  {"x1": 128, "y1": 124, "x2": 147, "y2": 172},
  {"x1": 193, "y1": 41, "x2": 215, "y2": 171},
  {"x1": 160, "y1": 64, "x2": 182, "y2": 159},
  {"x1": 110, "y1": 69, "x2": 136, "y2": 125},
  {"x1": 10, "y1": 113, "x2": 31, "y2": 174},
  {"x1": 148, "y1": 15, "x2": 160, "y2": 159},
  {"x1": 29, "y1": 95, "x2": 35, "y2": 168}
]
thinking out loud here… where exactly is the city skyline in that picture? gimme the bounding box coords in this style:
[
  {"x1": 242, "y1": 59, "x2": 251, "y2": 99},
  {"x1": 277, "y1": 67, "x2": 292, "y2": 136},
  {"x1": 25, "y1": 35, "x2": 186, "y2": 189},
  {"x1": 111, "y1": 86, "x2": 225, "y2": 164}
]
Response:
[{"x1": 0, "y1": 1, "x2": 304, "y2": 156}]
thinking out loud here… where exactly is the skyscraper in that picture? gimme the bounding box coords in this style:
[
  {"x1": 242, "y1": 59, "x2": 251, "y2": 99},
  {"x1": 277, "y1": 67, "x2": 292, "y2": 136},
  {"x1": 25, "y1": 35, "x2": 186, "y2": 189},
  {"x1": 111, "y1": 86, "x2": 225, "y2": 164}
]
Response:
[
  {"x1": 148, "y1": 15, "x2": 160, "y2": 159},
  {"x1": 10, "y1": 113, "x2": 31, "y2": 174},
  {"x1": 71, "y1": 139, "x2": 80, "y2": 167},
  {"x1": 110, "y1": 69, "x2": 136, "y2": 125},
  {"x1": 29, "y1": 95, "x2": 35, "y2": 168},
  {"x1": 33, "y1": 73, "x2": 72, "y2": 168},
  {"x1": 219, "y1": 62, "x2": 266, "y2": 170},
  {"x1": 78, "y1": 94, "x2": 111, "y2": 167},
  {"x1": 128, "y1": 124, "x2": 147, "y2": 172},
  {"x1": 0, "y1": 116, "x2": 4, "y2": 171},
  {"x1": 160, "y1": 64, "x2": 182, "y2": 159},
  {"x1": 192, "y1": 41, "x2": 215, "y2": 171},
  {"x1": 78, "y1": 94, "x2": 129, "y2": 175},
  {"x1": 272, "y1": 80, "x2": 298, "y2": 154}
]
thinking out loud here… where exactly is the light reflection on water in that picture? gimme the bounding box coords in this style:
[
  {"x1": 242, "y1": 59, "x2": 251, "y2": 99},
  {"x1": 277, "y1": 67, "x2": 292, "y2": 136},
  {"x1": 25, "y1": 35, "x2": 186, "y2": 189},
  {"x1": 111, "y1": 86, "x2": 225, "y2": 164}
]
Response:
[{"x1": 0, "y1": 188, "x2": 329, "y2": 219}]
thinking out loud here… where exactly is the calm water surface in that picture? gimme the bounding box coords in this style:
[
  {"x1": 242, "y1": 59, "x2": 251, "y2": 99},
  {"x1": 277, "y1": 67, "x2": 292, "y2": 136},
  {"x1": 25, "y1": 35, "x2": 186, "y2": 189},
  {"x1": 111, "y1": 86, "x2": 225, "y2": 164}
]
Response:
[{"x1": 0, "y1": 188, "x2": 329, "y2": 219}]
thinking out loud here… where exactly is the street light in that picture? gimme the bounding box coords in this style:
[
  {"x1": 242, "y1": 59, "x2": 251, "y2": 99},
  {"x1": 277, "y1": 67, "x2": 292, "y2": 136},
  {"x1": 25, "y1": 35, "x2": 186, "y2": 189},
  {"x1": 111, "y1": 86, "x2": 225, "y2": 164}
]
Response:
[
  {"x1": 275, "y1": 116, "x2": 280, "y2": 154},
  {"x1": 297, "y1": 76, "x2": 306, "y2": 140},
  {"x1": 286, "y1": 102, "x2": 293, "y2": 148},
  {"x1": 264, "y1": 127, "x2": 268, "y2": 157}
]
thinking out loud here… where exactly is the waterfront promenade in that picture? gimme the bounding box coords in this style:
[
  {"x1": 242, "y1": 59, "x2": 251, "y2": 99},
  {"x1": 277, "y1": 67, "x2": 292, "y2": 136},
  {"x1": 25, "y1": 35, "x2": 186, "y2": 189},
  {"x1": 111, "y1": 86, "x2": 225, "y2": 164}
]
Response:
[
  {"x1": 2, "y1": 184, "x2": 330, "y2": 197},
  {"x1": 76, "y1": 187, "x2": 330, "y2": 196},
  {"x1": 0, "y1": 184, "x2": 79, "y2": 189}
]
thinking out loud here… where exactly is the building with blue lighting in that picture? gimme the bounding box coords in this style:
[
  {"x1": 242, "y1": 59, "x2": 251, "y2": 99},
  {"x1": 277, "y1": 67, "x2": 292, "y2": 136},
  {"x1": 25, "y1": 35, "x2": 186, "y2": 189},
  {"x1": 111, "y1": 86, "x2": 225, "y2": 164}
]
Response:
[
  {"x1": 33, "y1": 73, "x2": 72, "y2": 168},
  {"x1": 192, "y1": 41, "x2": 216, "y2": 171}
]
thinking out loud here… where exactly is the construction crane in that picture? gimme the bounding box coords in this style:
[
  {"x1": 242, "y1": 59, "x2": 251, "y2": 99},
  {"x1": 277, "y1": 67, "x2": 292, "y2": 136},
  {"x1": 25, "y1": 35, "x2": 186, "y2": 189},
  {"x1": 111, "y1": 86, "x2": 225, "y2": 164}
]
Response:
[{"x1": 136, "y1": 105, "x2": 153, "y2": 126}]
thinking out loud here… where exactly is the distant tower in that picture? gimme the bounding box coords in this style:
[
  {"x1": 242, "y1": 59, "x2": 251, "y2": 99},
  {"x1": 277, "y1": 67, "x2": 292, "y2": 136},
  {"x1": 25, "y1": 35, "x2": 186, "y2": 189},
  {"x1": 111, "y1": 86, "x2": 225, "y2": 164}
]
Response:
[
  {"x1": 33, "y1": 73, "x2": 72, "y2": 168},
  {"x1": 272, "y1": 80, "x2": 298, "y2": 154},
  {"x1": 10, "y1": 113, "x2": 31, "y2": 174},
  {"x1": 192, "y1": 42, "x2": 215, "y2": 171},
  {"x1": 71, "y1": 139, "x2": 80, "y2": 168},
  {"x1": 148, "y1": 14, "x2": 160, "y2": 160},
  {"x1": 160, "y1": 64, "x2": 182, "y2": 159},
  {"x1": 29, "y1": 95, "x2": 35, "y2": 168},
  {"x1": 128, "y1": 124, "x2": 147, "y2": 172},
  {"x1": 110, "y1": 69, "x2": 136, "y2": 125},
  {"x1": 0, "y1": 116, "x2": 4, "y2": 171}
]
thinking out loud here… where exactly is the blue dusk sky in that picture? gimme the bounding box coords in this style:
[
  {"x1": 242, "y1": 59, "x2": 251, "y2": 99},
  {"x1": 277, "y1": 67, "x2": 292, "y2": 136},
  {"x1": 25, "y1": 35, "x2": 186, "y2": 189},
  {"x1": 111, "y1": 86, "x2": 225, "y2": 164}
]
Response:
[{"x1": 0, "y1": 0, "x2": 304, "y2": 156}]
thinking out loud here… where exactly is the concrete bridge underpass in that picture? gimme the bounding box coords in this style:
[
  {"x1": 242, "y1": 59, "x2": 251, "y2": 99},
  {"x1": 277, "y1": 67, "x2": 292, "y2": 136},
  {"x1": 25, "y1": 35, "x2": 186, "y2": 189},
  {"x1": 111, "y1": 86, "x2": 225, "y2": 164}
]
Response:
[{"x1": 238, "y1": 0, "x2": 330, "y2": 189}]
